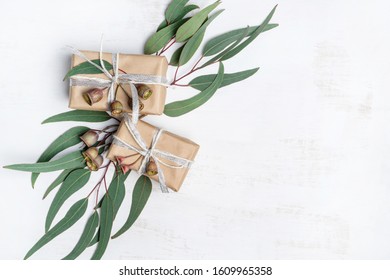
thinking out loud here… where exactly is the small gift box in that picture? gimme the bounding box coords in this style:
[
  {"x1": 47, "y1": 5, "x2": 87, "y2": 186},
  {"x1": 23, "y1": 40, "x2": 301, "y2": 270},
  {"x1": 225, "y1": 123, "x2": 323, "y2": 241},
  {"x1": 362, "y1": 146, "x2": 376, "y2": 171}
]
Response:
[
  {"x1": 68, "y1": 50, "x2": 169, "y2": 116},
  {"x1": 107, "y1": 115, "x2": 200, "y2": 192}
]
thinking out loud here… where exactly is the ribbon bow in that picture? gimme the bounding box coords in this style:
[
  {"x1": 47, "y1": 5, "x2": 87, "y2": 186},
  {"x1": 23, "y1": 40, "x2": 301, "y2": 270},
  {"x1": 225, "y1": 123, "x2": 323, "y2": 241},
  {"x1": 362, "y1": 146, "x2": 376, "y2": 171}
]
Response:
[
  {"x1": 68, "y1": 43, "x2": 169, "y2": 124},
  {"x1": 112, "y1": 114, "x2": 194, "y2": 193}
]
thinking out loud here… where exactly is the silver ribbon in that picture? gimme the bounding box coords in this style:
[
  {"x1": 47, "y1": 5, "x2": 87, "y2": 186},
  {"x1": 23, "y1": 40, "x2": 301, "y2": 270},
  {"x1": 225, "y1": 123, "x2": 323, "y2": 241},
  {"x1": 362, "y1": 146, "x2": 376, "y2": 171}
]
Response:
[
  {"x1": 112, "y1": 114, "x2": 194, "y2": 193},
  {"x1": 68, "y1": 43, "x2": 170, "y2": 124}
]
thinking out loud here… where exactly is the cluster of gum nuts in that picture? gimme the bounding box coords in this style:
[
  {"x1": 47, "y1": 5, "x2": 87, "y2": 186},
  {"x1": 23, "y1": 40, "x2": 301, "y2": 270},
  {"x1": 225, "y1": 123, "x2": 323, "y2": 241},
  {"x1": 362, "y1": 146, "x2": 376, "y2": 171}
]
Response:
[
  {"x1": 82, "y1": 84, "x2": 153, "y2": 117},
  {"x1": 79, "y1": 85, "x2": 158, "y2": 175}
]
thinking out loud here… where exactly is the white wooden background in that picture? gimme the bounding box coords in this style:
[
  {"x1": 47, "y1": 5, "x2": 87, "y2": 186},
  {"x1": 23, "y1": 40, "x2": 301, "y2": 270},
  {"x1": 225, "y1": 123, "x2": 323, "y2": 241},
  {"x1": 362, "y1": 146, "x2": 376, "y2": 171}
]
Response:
[{"x1": 1, "y1": 0, "x2": 390, "y2": 259}]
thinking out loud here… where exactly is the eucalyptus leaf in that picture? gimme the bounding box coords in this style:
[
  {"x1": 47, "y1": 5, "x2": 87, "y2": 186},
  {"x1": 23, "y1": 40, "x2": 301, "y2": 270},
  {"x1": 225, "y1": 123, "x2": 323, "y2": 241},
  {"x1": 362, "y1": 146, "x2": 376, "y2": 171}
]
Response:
[
  {"x1": 176, "y1": 1, "x2": 221, "y2": 42},
  {"x1": 91, "y1": 193, "x2": 114, "y2": 260},
  {"x1": 62, "y1": 211, "x2": 99, "y2": 260},
  {"x1": 42, "y1": 168, "x2": 78, "y2": 199},
  {"x1": 203, "y1": 23, "x2": 278, "y2": 57},
  {"x1": 45, "y1": 169, "x2": 91, "y2": 232},
  {"x1": 4, "y1": 151, "x2": 85, "y2": 173},
  {"x1": 42, "y1": 110, "x2": 111, "y2": 124},
  {"x1": 111, "y1": 175, "x2": 152, "y2": 239},
  {"x1": 179, "y1": 10, "x2": 224, "y2": 66},
  {"x1": 170, "y1": 45, "x2": 185, "y2": 66},
  {"x1": 164, "y1": 62, "x2": 224, "y2": 117},
  {"x1": 157, "y1": 4, "x2": 199, "y2": 31},
  {"x1": 218, "y1": 5, "x2": 277, "y2": 61},
  {"x1": 94, "y1": 171, "x2": 130, "y2": 211},
  {"x1": 165, "y1": 0, "x2": 189, "y2": 23},
  {"x1": 63, "y1": 60, "x2": 113, "y2": 81},
  {"x1": 189, "y1": 68, "x2": 259, "y2": 91},
  {"x1": 201, "y1": 26, "x2": 249, "y2": 68},
  {"x1": 109, "y1": 172, "x2": 130, "y2": 219},
  {"x1": 31, "y1": 126, "x2": 89, "y2": 187},
  {"x1": 85, "y1": 171, "x2": 130, "y2": 248},
  {"x1": 144, "y1": 18, "x2": 188, "y2": 55},
  {"x1": 88, "y1": 228, "x2": 100, "y2": 247},
  {"x1": 24, "y1": 198, "x2": 88, "y2": 260}
]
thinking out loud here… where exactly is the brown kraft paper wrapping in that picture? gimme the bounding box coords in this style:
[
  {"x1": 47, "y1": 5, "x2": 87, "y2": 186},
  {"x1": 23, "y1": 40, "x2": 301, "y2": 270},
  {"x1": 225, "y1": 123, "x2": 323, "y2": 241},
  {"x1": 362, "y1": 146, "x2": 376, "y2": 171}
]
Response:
[
  {"x1": 69, "y1": 51, "x2": 168, "y2": 115},
  {"x1": 107, "y1": 118, "x2": 200, "y2": 192}
]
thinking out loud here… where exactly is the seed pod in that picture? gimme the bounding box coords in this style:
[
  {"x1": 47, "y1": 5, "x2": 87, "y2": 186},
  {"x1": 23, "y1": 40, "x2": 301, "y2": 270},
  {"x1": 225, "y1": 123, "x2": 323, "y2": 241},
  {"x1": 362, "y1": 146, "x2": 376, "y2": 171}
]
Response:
[
  {"x1": 82, "y1": 147, "x2": 98, "y2": 162},
  {"x1": 146, "y1": 160, "x2": 158, "y2": 176},
  {"x1": 111, "y1": 101, "x2": 123, "y2": 116},
  {"x1": 93, "y1": 155, "x2": 104, "y2": 168},
  {"x1": 86, "y1": 154, "x2": 103, "y2": 172},
  {"x1": 128, "y1": 98, "x2": 144, "y2": 111},
  {"x1": 82, "y1": 88, "x2": 104, "y2": 106},
  {"x1": 80, "y1": 130, "x2": 99, "y2": 147},
  {"x1": 136, "y1": 84, "x2": 153, "y2": 100}
]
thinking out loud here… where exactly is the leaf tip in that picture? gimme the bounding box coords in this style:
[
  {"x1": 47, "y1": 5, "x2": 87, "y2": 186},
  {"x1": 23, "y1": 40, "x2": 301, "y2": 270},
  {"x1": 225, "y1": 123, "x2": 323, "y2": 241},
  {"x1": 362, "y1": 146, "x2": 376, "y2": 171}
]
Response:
[{"x1": 3, "y1": 165, "x2": 14, "y2": 170}]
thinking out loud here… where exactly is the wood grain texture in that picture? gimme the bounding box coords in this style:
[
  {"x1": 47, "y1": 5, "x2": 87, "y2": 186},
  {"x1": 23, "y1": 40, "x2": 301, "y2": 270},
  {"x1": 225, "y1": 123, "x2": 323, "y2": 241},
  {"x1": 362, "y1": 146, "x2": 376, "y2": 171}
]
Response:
[{"x1": 1, "y1": 0, "x2": 390, "y2": 259}]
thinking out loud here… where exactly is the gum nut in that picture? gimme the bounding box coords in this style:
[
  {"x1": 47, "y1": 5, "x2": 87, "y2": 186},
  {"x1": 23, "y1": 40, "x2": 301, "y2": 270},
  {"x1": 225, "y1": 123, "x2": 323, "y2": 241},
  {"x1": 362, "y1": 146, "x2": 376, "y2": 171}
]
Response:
[
  {"x1": 146, "y1": 160, "x2": 158, "y2": 176},
  {"x1": 82, "y1": 147, "x2": 99, "y2": 161},
  {"x1": 87, "y1": 160, "x2": 98, "y2": 171},
  {"x1": 92, "y1": 155, "x2": 104, "y2": 169},
  {"x1": 111, "y1": 101, "x2": 123, "y2": 116},
  {"x1": 137, "y1": 84, "x2": 153, "y2": 100},
  {"x1": 80, "y1": 130, "x2": 99, "y2": 147},
  {"x1": 128, "y1": 98, "x2": 144, "y2": 111},
  {"x1": 82, "y1": 88, "x2": 104, "y2": 106}
]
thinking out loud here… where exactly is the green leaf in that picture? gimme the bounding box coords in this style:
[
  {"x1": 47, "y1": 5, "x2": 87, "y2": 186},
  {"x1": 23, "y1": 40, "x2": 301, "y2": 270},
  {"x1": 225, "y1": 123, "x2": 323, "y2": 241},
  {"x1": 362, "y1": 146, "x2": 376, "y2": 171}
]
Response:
[
  {"x1": 62, "y1": 211, "x2": 99, "y2": 260},
  {"x1": 176, "y1": 1, "x2": 221, "y2": 42},
  {"x1": 31, "y1": 126, "x2": 89, "y2": 187},
  {"x1": 91, "y1": 193, "x2": 114, "y2": 260},
  {"x1": 144, "y1": 18, "x2": 188, "y2": 55},
  {"x1": 201, "y1": 26, "x2": 249, "y2": 69},
  {"x1": 45, "y1": 169, "x2": 91, "y2": 232},
  {"x1": 218, "y1": 5, "x2": 277, "y2": 61},
  {"x1": 157, "y1": 20, "x2": 169, "y2": 33},
  {"x1": 203, "y1": 24, "x2": 278, "y2": 57},
  {"x1": 189, "y1": 68, "x2": 259, "y2": 91},
  {"x1": 42, "y1": 168, "x2": 78, "y2": 199},
  {"x1": 165, "y1": 0, "x2": 189, "y2": 23},
  {"x1": 87, "y1": 171, "x2": 131, "y2": 248},
  {"x1": 170, "y1": 45, "x2": 185, "y2": 66},
  {"x1": 63, "y1": 60, "x2": 113, "y2": 81},
  {"x1": 179, "y1": 10, "x2": 224, "y2": 66},
  {"x1": 157, "y1": 5, "x2": 199, "y2": 31},
  {"x1": 112, "y1": 175, "x2": 152, "y2": 239},
  {"x1": 164, "y1": 62, "x2": 225, "y2": 117},
  {"x1": 4, "y1": 151, "x2": 85, "y2": 173},
  {"x1": 88, "y1": 171, "x2": 131, "y2": 249},
  {"x1": 109, "y1": 172, "x2": 129, "y2": 219},
  {"x1": 88, "y1": 228, "x2": 100, "y2": 247},
  {"x1": 24, "y1": 198, "x2": 88, "y2": 260},
  {"x1": 42, "y1": 110, "x2": 111, "y2": 124}
]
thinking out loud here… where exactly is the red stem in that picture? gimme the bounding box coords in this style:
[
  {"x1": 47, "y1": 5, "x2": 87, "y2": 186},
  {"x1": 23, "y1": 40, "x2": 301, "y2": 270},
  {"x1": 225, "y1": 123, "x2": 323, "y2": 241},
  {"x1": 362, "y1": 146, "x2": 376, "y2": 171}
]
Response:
[
  {"x1": 173, "y1": 83, "x2": 190, "y2": 87},
  {"x1": 159, "y1": 38, "x2": 176, "y2": 56},
  {"x1": 170, "y1": 55, "x2": 218, "y2": 86},
  {"x1": 87, "y1": 162, "x2": 112, "y2": 198},
  {"x1": 173, "y1": 65, "x2": 180, "y2": 82}
]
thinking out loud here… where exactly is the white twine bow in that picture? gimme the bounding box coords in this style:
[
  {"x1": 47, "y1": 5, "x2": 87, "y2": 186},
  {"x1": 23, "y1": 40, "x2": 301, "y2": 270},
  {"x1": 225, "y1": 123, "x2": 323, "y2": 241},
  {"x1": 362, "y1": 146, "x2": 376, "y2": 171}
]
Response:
[
  {"x1": 68, "y1": 42, "x2": 170, "y2": 124},
  {"x1": 112, "y1": 114, "x2": 194, "y2": 193}
]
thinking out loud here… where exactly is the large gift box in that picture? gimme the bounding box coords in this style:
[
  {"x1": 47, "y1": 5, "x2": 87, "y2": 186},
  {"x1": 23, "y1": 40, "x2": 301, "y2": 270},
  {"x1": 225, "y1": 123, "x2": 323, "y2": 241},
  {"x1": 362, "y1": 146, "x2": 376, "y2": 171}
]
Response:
[
  {"x1": 68, "y1": 51, "x2": 168, "y2": 115},
  {"x1": 107, "y1": 115, "x2": 200, "y2": 192}
]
